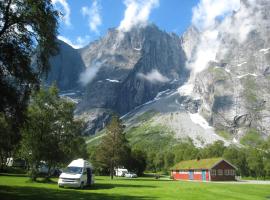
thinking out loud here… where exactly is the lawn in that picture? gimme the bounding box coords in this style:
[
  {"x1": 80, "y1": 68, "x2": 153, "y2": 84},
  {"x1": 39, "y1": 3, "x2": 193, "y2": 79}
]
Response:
[{"x1": 0, "y1": 174, "x2": 270, "y2": 200}]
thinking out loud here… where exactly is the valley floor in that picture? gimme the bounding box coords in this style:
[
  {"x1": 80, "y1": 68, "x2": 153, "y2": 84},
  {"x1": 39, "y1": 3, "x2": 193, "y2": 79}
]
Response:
[{"x1": 0, "y1": 174, "x2": 269, "y2": 200}]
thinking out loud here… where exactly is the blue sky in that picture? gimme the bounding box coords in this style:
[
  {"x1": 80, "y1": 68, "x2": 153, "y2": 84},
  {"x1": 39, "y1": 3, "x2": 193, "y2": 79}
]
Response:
[{"x1": 52, "y1": 0, "x2": 199, "y2": 48}]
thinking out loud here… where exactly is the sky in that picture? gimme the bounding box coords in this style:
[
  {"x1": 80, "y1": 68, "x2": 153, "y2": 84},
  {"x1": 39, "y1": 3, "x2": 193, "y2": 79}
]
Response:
[{"x1": 52, "y1": 0, "x2": 199, "y2": 49}]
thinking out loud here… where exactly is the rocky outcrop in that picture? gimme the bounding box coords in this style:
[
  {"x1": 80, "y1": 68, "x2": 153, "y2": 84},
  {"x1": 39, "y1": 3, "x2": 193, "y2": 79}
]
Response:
[{"x1": 45, "y1": 40, "x2": 85, "y2": 91}]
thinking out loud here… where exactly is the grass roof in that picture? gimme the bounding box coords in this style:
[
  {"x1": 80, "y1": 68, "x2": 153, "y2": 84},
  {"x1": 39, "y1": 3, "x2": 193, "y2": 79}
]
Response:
[{"x1": 171, "y1": 157, "x2": 224, "y2": 170}]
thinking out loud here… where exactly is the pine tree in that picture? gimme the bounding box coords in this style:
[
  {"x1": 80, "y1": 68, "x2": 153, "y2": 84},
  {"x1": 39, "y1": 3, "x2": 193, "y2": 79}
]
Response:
[{"x1": 96, "y1": 116, "x2": 131, "y2": 179}]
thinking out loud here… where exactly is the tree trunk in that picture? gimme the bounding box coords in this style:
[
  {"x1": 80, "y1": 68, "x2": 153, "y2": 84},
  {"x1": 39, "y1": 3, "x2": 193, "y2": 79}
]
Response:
[
  {"x1": 46, "y1": 165, "x2": 52, "y2": 181},
  {"x1": 110, "y1": 160, "x2": 114, "y2": 180},
  {"x1": 30, "y1": 163, "x2": 38, "y2": 182}
]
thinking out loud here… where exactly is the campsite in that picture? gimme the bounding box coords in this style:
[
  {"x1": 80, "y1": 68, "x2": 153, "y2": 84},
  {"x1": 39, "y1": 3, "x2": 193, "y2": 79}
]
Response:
[
  {"x1": 1, "y1": 174, "x2": 270, "y2": 200},
  {"x1": 1, "y1": 0, "x2": 270, "y2": 199}
]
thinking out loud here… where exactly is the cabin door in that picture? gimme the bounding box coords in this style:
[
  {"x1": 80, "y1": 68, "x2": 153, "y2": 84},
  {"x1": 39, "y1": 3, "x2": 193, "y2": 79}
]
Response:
[
  {"x1": 189, "y1": 170, "x2": 194, "y2": 180},
  {"x1": 202, "y1": 170, "x2": 206, "y2": 181}
]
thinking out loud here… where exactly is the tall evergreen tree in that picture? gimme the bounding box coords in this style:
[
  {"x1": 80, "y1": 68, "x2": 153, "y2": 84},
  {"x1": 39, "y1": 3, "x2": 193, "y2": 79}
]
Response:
[{"x1": 96, "y1": 116, "x2": 131, "y2": 179}]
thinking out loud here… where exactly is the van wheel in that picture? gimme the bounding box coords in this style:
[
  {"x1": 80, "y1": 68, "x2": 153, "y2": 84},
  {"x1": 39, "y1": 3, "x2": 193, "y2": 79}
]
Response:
[{"x1": 80, "y1": 182, "x2": 84, "y2": 189}]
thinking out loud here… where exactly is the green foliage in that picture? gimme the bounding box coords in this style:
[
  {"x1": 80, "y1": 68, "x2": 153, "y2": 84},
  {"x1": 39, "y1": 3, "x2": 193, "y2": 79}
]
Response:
[
  {"x1": 127, "y1": 149, "x2": 147, "y2": 176},
  {"x1": 0, "y1": 113, "x2": 15, "y2": 170},
  {"x1": 95, "y1": 115, "x2": 131, "y2": 179},
  {"x1": 0, "y1": 0, "x2": 59, "y2": 144},
  {"x1": 172, "y1": 140, "x2": 199, "y2": 164},
  {"x1": 126, "y1": 122, "x2": 176, "y2": 153},
  {"x1": 246, "y1": 148, "x2": 265, "y2": 177},
  {"x1": 223, "y1": 145, "x2": 249, "y2": 176},
  {"x1": 134, "y1": 110, "x2": 157, "y2": 122},
  {"x1": 241, "y1": 77, "x2": 258, "y2": 104},
  {"x1": 20, "y1": 85, "x2": 87, "y2": 181},
  {"x1": 208, "y1": 66, "x2": 229, "y2": 82},
  {"x1": 199, "y1": 140, "x2": 226, "y2": 158},
  {"x1": 216, "y1": 129, "x2": 232, "y2": 140},
  {"x1": 240, "y1": 128, "x2": 263, "y2": 146}
]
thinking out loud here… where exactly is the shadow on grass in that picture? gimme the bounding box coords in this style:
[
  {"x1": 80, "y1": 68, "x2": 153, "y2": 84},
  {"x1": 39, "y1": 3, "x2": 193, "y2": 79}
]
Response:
[
  {"x1": 34, "y1": 178, "x2": 58, "y2": 184},
  {"x1": 87, "y1": 183, "x2": 156, "y2": 190},
  {"x1": 0, "y1": 173, "x2": 28, "y2": 177},
  {"x1": 117, "y1": 178, "x2": 172, "y2": 182},
  {"x1": 0, "y1": 185, "x2": 155, "y2": 200}
]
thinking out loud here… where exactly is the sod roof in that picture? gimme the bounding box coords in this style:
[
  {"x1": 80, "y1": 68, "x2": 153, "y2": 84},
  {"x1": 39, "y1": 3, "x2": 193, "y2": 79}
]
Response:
[{"x1": 171, "y1": 157, "x2": 224, "y2": 170}]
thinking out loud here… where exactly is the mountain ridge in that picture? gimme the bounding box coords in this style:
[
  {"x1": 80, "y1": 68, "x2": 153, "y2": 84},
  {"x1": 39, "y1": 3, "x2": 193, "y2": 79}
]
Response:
[{"x1": 45, "y1": 3, "x2": 270, "y2": 146}]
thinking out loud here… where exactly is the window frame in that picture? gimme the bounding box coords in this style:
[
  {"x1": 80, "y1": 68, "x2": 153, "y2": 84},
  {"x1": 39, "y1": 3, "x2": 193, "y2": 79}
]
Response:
[
  {"x1": 211, "y1": 169, "x2": 216, "y2": 176},
  {"x1": 218, "y1": 169, "x2": 223, "y2": 176}
]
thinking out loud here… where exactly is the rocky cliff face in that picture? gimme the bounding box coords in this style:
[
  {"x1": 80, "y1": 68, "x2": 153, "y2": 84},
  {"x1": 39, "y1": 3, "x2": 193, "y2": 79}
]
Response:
[
  {"x1": 184, "y1": 0, "x2": 270, "y2": 142},
  {"x1": 73, "y1": 25, "x2": 188, "y2": 134},
  {"x1": 45, "y1": 40, "x2": 85, "y2": 91}
]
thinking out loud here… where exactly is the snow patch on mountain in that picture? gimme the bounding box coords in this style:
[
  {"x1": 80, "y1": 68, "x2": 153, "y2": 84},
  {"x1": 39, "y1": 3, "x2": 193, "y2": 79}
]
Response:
[
  {"x1": 106, "y1": 79, "x2": 120, "y2": 83},
  {"x1": 237, "y1": 73, "x2": 258, "y2": 79},
  {"x1": 237, "y1": 62, "x2": 247, "y2": 67},
  {"x1": 259, "y1": 48, "x2": 270, "y2": 53}
]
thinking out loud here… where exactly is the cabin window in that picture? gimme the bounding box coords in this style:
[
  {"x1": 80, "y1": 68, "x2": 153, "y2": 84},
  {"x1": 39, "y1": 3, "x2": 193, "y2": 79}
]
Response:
[
  {"x1": 224, "y1": 169, "x2": 229, "y2": 176},
  {"x1": 229, "y1": 169, "x2": 235, "y2": 176},
  {"x1": 211, "y1": 169, "x2": 216, "y2": 176},
  {"x1": 218, "y1": 169, "x2": 223, "y2": 176}
]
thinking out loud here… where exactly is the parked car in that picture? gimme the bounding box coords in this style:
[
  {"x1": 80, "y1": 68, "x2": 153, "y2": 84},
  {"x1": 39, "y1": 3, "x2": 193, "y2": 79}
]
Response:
[
  {"x1": 58, "y1": 159, "x2": 94, "y2": 189},
  {"x1": 125, "y1": 172, "x2": 137, "y2": 178}
]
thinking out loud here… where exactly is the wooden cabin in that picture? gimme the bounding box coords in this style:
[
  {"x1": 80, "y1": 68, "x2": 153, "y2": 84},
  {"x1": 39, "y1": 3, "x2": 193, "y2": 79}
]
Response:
[{"x1": 171, "y1": 158, "x2": 237, "y2": 181}]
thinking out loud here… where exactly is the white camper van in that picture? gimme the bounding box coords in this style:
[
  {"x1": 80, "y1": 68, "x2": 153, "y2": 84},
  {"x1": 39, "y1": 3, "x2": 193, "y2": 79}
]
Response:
[
  {"x1": 115, "y1": 168, "x2": 128, "y2": 177},
  {"x1": 58, "y1": 159, "x2": 94, "y2": 188}
]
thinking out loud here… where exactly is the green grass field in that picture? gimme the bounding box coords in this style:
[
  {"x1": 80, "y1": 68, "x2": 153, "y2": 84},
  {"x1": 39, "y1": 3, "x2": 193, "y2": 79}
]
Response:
[{"x1": 0, "y1": 174, "x2": 270, "y2": 200}]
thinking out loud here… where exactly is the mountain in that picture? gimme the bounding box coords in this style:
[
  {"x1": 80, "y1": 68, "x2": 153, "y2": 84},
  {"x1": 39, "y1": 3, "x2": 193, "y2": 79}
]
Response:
[
  {"x1": 46, "y1": 1, "x2": 270, "y2": 146},
  {"x1": 46, "y1": 40, "x2": 85, "y2": 91},
  {"x1": 75, "y1": 25, "x2": 189, "y2": 134}
]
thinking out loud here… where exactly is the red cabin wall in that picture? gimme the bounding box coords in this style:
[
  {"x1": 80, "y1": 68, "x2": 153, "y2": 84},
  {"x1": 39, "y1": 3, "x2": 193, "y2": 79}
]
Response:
[
  {"x1": 206, "y1": 170, "x2": 209, "y2": 181},
  {"x1": 171, "y1": 170, "x2": 210, "y2": 181}
]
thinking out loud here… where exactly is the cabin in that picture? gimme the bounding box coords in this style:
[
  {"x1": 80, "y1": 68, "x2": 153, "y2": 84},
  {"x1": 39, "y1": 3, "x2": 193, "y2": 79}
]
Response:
[{"x1": 171, "y1": 158, "x2": 237, "y2": 181}]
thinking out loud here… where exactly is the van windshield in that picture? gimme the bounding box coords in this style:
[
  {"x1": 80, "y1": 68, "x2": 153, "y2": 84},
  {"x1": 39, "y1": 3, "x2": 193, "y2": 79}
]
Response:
[{"x1": 65, "y1": 167, "x2": 83, "y2": 174}]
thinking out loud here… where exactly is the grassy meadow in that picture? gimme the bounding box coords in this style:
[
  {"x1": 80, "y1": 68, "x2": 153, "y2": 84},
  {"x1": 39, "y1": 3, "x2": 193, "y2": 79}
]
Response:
[{"x1": 0, "y1": 174, "x2": 270, "y2": 200}]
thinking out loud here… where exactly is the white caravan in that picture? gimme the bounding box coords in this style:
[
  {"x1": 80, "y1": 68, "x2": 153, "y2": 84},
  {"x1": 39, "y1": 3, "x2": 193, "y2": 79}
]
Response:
[
  {"x1": 115, "y1": 168, "x2": 128, "y2": 177},
  {"x1": 58, "y1": 159, "x2": 94, "y2": 188}
]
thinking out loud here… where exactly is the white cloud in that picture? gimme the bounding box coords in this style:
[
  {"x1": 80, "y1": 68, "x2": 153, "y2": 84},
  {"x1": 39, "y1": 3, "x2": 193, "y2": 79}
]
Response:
[
  {"x1": 118, "y1": 0, "x2": 159, "y2": 32},
  {"x1": 192, "y1": 0, "x2": 240, "y2": 30},
  {"x1": 52, "y1": 0, "x2": 71, "y2": 26},
  {"x1": 81, "y1": 0, "x2": 102, "y2": 34},
  {"x1": 57, "y1": 35, "x2": 90, "y2": 49},
  {"x1": 79, "y1": 66, "x2": 100, "y2": 86},
  {"x1": 79, "y1": 61, "x2": 105, "y2": 86},
  {"x1": 137, "y1": 69, "x2": 169, "y2": 83}
]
